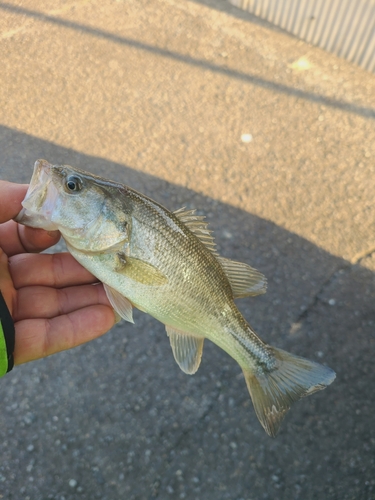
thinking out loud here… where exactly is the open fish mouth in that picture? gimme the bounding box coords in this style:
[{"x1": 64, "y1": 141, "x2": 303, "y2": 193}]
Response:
[{"x1": 16, "y1": 159, "x2": 60, "y2": 230}]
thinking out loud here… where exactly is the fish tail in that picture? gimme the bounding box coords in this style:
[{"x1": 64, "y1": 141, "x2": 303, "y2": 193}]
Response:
[{"x1": 242, "y1": 346, "x2": 336, "y2": 437}]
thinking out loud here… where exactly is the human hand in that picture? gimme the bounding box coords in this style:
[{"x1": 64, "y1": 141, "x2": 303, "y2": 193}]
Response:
[{"x1": 0, "y1": 180, "x2": 116, "y2": 365}]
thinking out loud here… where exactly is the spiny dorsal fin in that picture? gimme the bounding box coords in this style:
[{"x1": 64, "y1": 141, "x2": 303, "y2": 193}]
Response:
[
  {"x1": 218, "y1": 257, "x2": 267, "y2": 298},
  {"x1": 173, "y1": 207, "x2": 217, "y2": 255},
  {"x1": 165, "y1": 325, "x2": 204, "y2": 374}
]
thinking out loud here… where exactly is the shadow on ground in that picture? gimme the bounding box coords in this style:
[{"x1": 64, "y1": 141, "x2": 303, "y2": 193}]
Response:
[
  {"x1": 0, "y1": 126, "x2": 374, "y2": 499},
  {"x1": 0, "y1": 1, "x2": 374, "y2": 120}
]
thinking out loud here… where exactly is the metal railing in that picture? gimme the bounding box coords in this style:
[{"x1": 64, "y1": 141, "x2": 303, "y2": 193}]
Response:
[{"x1": 230, "y1": 0, "x2": 375, "y2": 72}]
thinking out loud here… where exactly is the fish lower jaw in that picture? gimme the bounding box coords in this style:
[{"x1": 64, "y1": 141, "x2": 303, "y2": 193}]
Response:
[{"x1": 16, "y1": 207, "x2": 59, "y2": 231}]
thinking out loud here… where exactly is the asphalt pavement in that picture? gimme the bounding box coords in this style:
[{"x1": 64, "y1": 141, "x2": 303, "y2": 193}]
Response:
[{"x1": 0, "y1": 1, "x2": 375, "y2": 499}]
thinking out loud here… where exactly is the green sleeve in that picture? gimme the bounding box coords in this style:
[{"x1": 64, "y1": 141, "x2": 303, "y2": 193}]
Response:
[
  {"x1": 0, "y1": 319, "x2": 9, "y2": 376},
  {"x1": 0, "y1": 291, "x2": 15, "y2": 376}
]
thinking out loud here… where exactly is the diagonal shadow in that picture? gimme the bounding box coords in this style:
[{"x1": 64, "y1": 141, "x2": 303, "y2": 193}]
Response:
[
  {"x1": 0, "y1": 126, "x2": 374, "y2": 499},
  {"x1": 0, "y1": 2, "x2": 374, "y2": 119},
  {"x1": 0, "y1": 123, "x2": 343, "y2": 340}
]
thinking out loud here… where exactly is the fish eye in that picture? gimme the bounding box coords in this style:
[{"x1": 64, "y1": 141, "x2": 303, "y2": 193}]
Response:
[{"x1": 65, "y1": 175, "x2": 83, "y2": 193}]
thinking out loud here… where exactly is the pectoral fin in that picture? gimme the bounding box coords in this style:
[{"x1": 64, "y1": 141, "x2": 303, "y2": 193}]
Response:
[
  {"x1": 115, "y1": 253, "x2": 168, "y2": 286},
  {"x1": 165, "y1": 326, "x2": 204, "y2": 375},
  {"x1": 104, "y1": 283, "x2": 134, "y2": 323}
]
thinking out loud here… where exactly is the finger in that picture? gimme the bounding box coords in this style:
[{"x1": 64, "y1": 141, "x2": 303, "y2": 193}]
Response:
[
  {"x1": 18, "y1": 225, "x2": 61, "y2": 254},
  {"x1": 14, "y1": 283, "x2": 110, "y2": 321},
  {"x1": 9, "y1": 252, "x2": 97, "y2": 289},
  {"x1": 14, "y1": 304, "x2": 116, "y2": 365},
  {"x1": 0, "y1": 221, "x2": 60, "y2": 257},
  {"x1": 0, "y1": 247, "x2": 16, "y2": 315},
  {"x1": 0, "y1": 181, "x2": 28, "y2": 223}
]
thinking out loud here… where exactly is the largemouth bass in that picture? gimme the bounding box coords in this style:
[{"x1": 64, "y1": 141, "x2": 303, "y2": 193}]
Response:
[{"x1": 17, "y1": 160, "x2": 335, "y2": 437}]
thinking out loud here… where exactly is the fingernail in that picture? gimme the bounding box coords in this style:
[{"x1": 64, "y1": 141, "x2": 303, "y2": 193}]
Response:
[{"x1": 47, "y1": 230, "x2": 60, "y2": 238}]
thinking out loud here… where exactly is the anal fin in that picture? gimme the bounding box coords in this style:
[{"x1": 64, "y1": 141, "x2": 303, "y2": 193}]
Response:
[
  {"x1": 104, "y1": 283, "x2": 134, "y2": 323},
  {"x1": 165, "y1": 326, "x2": 204, "y2": 375}
]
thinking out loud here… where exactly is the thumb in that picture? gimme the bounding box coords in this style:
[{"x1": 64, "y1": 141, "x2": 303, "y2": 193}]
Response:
[{"x1": 0, "y1": 247, "x2": 15, "y2": 316}]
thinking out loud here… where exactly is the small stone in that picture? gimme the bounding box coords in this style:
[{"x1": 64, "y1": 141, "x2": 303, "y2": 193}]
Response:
[
  {"x1": 328, "y1": 299, "x2": 336, "y2": 306},
  {"x1": 289, "y1": 57, "x2": 312, "y2": 71},
  {"x1": 241, "y1": 133, "x2": 253, "y2": 143},
  {"x1": 23, "y1": 413, "x2": 35, "y2": 425},
  {"x1": 69, "y1": 479, "x2": 77, "y2": 488}
]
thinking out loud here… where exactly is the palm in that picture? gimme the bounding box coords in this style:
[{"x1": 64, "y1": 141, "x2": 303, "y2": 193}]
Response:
[{"x1": 0, "y1": 182, "x2": 115, "y2": 365}]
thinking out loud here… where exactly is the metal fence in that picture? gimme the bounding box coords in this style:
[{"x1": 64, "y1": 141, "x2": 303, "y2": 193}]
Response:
[{"x1": 229, "y1": 0, "x2": 375, "y2": 72}]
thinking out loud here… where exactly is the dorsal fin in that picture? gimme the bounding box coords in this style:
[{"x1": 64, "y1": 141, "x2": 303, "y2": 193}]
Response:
[
  {"x1": 173, "y1": 208, "x2": 266, "y2": 298},
  {"x1": 218, "y1": 257, "x2": 267, "y2": 298},
  {"x1": 173, "y1": 207, "x2": 217, "y2": 255}
]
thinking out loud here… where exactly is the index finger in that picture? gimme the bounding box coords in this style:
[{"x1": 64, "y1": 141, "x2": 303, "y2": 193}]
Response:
[
  {"x1": 0, "y1": 220, "x2": 61, "y2": 257},
  {"x1": 0, "y1": 181, "x2": 28, "y2": 223}
]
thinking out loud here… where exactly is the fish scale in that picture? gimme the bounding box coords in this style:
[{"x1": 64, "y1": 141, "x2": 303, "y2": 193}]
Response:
[
  {"x1": 126, "y1": 197, "x2": 232, "y2": 332},
  {"x1": 16, "y1": 159, "x2": 336, "y2": 437}
]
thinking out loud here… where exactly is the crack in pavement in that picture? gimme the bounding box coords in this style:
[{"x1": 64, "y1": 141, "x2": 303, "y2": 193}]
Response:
[
  {"x1": 296, "y1": 263, "x2": 351, "y2": 323},
  {"x1": 148, "y1": 373, "x2": 224, "y2": 498},
  {"x1": 150, "y1": 246, "x2": 375, "y2": 497},
  {"x1": 296, "y1": 248, "x2": 375, "y2": 324}
]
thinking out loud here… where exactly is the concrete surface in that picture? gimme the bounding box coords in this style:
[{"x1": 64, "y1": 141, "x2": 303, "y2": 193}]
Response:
[{"x1": 0, "y1": 1, "x2": 374, "y2": 499}]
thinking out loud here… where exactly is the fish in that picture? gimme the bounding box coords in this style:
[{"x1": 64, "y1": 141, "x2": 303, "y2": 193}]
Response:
[{"x1": 16, "y1": 159, "x2": 335, "y2": 437}]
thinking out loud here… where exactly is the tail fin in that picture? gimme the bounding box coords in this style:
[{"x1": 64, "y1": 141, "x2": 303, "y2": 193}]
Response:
[{"x1": 243, "y1": 347, "x2": 336, "y2": 437}]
